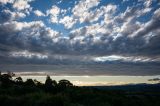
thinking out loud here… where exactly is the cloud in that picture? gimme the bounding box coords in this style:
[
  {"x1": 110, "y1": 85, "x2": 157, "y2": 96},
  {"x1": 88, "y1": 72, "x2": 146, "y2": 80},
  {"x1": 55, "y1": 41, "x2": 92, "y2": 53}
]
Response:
[
  {"x1": 92, "y1": 55, "x2": 160, "y2": 63},
  {"x1": 0, "y1": 0, "x2": 14, "y2": 4},
  {"x1": 0, "y1": 20, "x2": 61, "y2": 55},
  {"x1": 143, "y1": 0, "x2": 153, "y2": 7},
  {"x1": 0, "y1": 0, "x2": 160, "y2": 67},
  {"x1": 0, "y1": 0, "x2": 34, "y2": 22},
  {"x1": 0, "y1": 9, "x2": 26, "y2": 23},
  {"x1": 13, "y1": 0, "x2": 32, "y2": 11},
  {"x1": 67, "y1": 6, "x2": 160, "y2": 57},
  {"x1": 130, "y1": 8, "x2": 160, "y2": 38},
  {"x1": 59, "y1": 16, "x2": 77, "y2": 29},
  {"x1": 0, "y1": 0, "x2": 33, "y2": 11},
  {"x1": 47, "y1": 5, "x2": 60, "y2": 23},
  {"x1": 72, "y1": 0, "x2": 101, "y2": 23},
  {"x1": 10, "y1": 50, "x2": 48, "y2": 59},
  {"x1": 34, "y1": 10, "x2": 45, "y2": 17}
]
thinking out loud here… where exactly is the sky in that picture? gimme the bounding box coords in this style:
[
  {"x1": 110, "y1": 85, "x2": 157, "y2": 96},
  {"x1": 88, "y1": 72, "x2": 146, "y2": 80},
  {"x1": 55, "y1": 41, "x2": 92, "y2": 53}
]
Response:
[{"x1": 0, "y1": 0, "x2": 160, "y2": 76}]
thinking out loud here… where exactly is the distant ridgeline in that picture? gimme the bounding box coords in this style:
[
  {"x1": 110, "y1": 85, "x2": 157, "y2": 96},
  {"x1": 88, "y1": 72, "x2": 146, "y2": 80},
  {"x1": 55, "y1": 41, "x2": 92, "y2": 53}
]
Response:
[{"x1": 0, "y1": 72, "x2": 160, "y2": 106}]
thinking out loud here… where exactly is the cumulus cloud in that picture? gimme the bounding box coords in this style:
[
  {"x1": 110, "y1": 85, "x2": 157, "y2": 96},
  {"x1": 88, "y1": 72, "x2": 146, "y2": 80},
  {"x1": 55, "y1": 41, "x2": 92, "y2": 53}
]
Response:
[
  {"x1": 130, "y1": 8, "x2": 160, "y2": 38},
  {"x1": 0, "y1": 0, "x2": 14, "y2": 4},
  {"x1": 34, "y1": 10, "x2": 45, "y2": 17},
  {"x1": 71, "y1": 0, "x2": 117, "y2": 24},
  {"x1": 72, "y1": 0, "x2": 101, "y2": 23},
  {"x1": 143, "y1": 0, "x2": 153, "y2": 7},
  {"x1": 13, "y1": 0, "x2": 32, "y2": 11},
  {"x1": 47, "y1": 5, "x2": 60, "y2": 23},
  {"x1": 0, "y1": 0, "x2": 33, "y2": 11},
  {"x1": 0, "y1": 9, "x2": 26, "y2": 23},
  {"x1": 0, "y1": 0, "x2": 34, "y2": 23},
  {"x1": 0, "y1": 20, "x2": 61, "y2": 56},
  {"x1": 59, "y1": 16, "x2": 77, "y2": 29}
]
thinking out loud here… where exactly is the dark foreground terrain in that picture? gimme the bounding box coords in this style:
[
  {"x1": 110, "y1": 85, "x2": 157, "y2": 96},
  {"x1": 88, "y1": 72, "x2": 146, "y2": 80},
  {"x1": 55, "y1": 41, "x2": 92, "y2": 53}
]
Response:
[{"x1": 0, "y1": 73, "x2": 160, "y2": 106}]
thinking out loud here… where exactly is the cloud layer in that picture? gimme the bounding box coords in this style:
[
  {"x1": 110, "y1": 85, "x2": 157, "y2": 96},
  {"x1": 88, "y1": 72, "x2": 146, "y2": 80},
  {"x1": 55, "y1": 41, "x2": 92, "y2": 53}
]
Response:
[{"x1": 0, "y1": 0, "x2": 160, "y2": 66}]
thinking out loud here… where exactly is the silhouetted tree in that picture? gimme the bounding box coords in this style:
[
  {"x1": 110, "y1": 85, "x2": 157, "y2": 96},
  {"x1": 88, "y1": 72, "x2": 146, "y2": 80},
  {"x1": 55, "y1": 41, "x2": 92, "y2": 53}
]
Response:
[
  {"x1": 15, "y1": 77, "x2": 23, "y2": 85},
  {"x1": 0, "y1": 73, "x2": 13, "y2": 87},
  {"x1": 58, "y1": 79, "x2": 73, "y2": 91},
  {"x1": 7, "y1": 71, "x2": 15, "y2": 77},
  {"x1": 45, "y1": 75, "x2": 53, "y2": 87},
  {"x1": 44, "y1": 75, "x2": 57, "y2": 92},
  {"x1": 25, "y1": 79, "x2": 35, "y2": 87},
  {"x1": 34, "y1": 79, "x2": 43, "y2": 88}
]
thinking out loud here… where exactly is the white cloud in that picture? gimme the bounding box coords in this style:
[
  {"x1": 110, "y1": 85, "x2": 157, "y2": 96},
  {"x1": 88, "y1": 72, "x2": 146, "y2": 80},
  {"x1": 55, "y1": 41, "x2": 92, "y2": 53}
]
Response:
[
  {"x1": 50, "y1": 16, "x2": 58, "y2": 23},
  {"x1": 108, "y1": 5, "x2": 152, "y2": 39},
  {"x1": 140, "y1": 7, "x2": 152, "y2": 14},
  {"x1": 16, "y1": 21, "x2": 60, "y2": 38},
  {"x1": 92, "y1": 55, "x2": 160, "y2": 63},
  {"x1": 144, "y1": 0, "x2": 153, "y2": 7},
  {"x1": 85, "y1": 23, "x2": 109, "y2": 36},
  {"x1": 13, "y1": 0, "x2": 33, "y2": 11},
  {"x1": 47, "y1": 5, "x2": 60, "y2": 23},
  {"x1": 129, "y1": 8, "x2": 160, "y2": 38},
  {"x1": 154, "y1": 8, "x2": 160, "y2": 18},
  {"x1": 0, "y1": 0, "x2": 34, "y2": 16},
  {"x1": 72, "y1": 0, "x2": 100, "y2": 15},
  {"x1": 3, "y1": 9, "x2": 26, "y2": 20},
  {"x1": 17, "y1": 21, "x2": 45, "y2": 30},
  {"x1": 47, "y1": 5, "x2": 60, "y2": 15},
  {"x1": 119, "y1": 18, "x2": 142, "y2": 36},
  {"x1": 0, "y1": 0, "x2": 14, "y2": 4},
  {"x1": 101, "y1": 4, "x2": 117, "y2": 13},
  {"x1": 69, "y1": 22, "x2": 110, "y2": 45},
  {"x1": 72, "y1": 1, "x2": 117, "y2": 24},
  {"x1": 10, "y1": 50, "x2": 48, "y2": 59},
  {"x1": 72, "y1": 0, "x2": 117, "y2": 24},
  {"x1": 59, "y1": 16, "x2": 77, "y2": 29},
  {"x1": 102, "y1": 4, "x2": 117, "y2": 25},
  {"x1": 0, "y1": 20, "x2": 60, "y2": 41},
  {"x1": 46, "y1": 28, "x2": 60, "y2": 38},
  {"x1": 34, "y1": 10, "x2": 45, "y2": 17},
  {"x1": 70, "y1": 9, "x2": 114, "y2": 37},
  {"x1": 72, "y1": 0, "x2": 100, "y2": 23}
]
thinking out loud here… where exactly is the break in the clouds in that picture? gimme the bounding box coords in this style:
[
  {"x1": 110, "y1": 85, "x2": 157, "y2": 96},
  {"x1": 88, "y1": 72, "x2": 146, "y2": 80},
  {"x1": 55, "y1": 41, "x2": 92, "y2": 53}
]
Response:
[{"x1": 0, "y1": 0, "x2": 160, "y2": 67}]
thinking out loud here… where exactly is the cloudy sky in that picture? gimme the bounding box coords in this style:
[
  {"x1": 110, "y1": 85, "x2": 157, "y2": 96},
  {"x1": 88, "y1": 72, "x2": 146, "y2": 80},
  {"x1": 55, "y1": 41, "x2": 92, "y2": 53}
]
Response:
[{"x1": 0, "y1": 0, "x2": 160, "y2": 75}]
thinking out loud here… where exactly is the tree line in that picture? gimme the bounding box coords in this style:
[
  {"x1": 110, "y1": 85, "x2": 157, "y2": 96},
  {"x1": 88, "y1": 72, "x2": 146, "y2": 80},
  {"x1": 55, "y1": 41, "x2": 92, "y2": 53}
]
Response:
[
  {"x1": 0, "y1": 72, "x2": 74, "y2": 93},
  {"x1": 0, "y1": 72, "x2": 160, "y2": 106}
]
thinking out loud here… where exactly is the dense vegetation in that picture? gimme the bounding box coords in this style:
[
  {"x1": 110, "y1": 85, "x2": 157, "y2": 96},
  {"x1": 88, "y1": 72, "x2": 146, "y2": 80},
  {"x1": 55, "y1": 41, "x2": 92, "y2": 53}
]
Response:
[{"x1": 0, "y1": 72, "x2": 160, "y2": 106}]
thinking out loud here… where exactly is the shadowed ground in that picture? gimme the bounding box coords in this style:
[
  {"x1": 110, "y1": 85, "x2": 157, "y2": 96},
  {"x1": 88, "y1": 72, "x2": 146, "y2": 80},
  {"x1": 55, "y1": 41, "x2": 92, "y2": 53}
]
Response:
[{"x1": 0, "y1": 72, "x2": 160, "y2": 106}]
